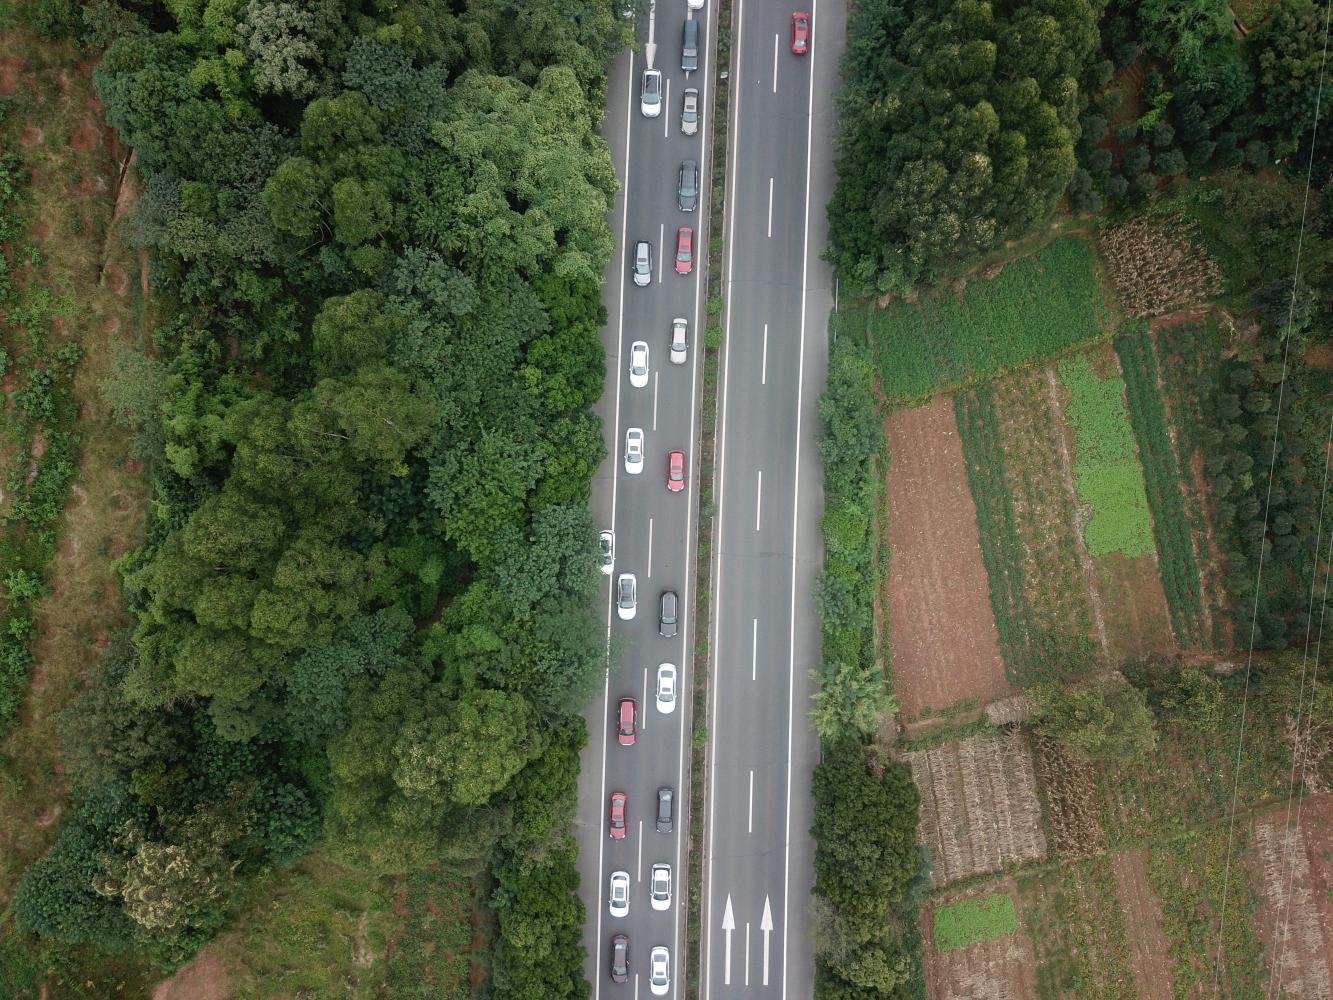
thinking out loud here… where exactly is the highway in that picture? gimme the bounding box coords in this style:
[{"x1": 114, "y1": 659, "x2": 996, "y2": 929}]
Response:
[
  {"x1": 578, "y1": 3, "x2": 715, "y2": 998},
  {"x1": 578, "y1": 1, "x2": 846, "y2": 997}
]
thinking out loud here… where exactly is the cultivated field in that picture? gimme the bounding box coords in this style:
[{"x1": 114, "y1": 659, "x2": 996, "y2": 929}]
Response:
[
  {"x1": 923, "y1": 881, "x2": 1035, "y2": 999},
  {"x1": 907, "y1": 730, "x2": 1047, "y2": 886},
  {"x1": 885, "y1": 397, "x2": 1011, "y2": 718}
]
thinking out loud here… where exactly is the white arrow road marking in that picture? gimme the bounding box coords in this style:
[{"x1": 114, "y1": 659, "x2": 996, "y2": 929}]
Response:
[
  {"x1": 722, "y1": 894, "x2": 735, "y2": 986},
  {"x1": 761, "y1": 895, "x2": 774, "y2": 986}
]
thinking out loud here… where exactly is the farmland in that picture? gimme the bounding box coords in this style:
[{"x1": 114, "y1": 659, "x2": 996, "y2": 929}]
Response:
[{"x1": 857, "y1": 236, "x2": 1114, "y2": 403}]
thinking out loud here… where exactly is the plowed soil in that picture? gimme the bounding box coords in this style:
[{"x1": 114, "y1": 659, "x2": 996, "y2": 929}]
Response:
[
  {"x1": 923, "y1": 878, "x2": 1037, "y2": 1000},
  {"x1": 886, "y1": 397, "x2": 1010, "y2": 718}
]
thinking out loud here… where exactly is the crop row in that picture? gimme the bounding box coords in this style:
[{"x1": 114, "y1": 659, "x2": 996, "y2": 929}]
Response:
[
  {"x1": 1114, "y1": 327, "x2": 1206, "y2": 645},
  {"x1": 1057, "y1": 354, "x2": 1155, "y2": 558},
  {"x1": 954, "y1": 388, "x2": 1039, "y2": 685},
  {"x1": 865, "y1": 237, "x2": 1112, "y2": 403}
]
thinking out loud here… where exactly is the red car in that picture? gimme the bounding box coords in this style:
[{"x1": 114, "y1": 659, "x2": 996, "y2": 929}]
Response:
[
  {"x1": 674, "y1": 226, "x2": 694, "y2": 275},
  {"x1": 609, "y1": 791, "x2": 627, "y2": 839},
  {"x1": 667, "y1": 450, "x2": 686, "y2": 492},
  {"x1": 791, "y1": 12, "x2": 810, "y2": 54},
  {"x1": 617, "y1": 697, "x2": 637, "y2": 746}
]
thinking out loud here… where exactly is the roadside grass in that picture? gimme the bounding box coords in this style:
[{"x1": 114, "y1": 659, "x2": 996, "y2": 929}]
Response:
[
  {"x1": 1147, "y1": 824, "x2": 1267, "y2": 999},
  {"x1": 1057, "y1": 349, "x2": 1154, "y2": 559},
  {"x1": 857, "y1": 236, "x2": 1114, "y2": 404},
  {"x1": 1113, "y1": 325, "x2": 1206, "y2": 645},
  {"x1": 1016, "y1": 854, "x2": 1135, "y2": 1000},
  {"x1": 212, "y1": 853, "x2": 477, "y2": 1000},
  {"x1": 0, "y1": 20, "x2": 148, "y2": 960},
  {"x1": 932, "y1": 891, "x2": 1018, "y2": 951}
]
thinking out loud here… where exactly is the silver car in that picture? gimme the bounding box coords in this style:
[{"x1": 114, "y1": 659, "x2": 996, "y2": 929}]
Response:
[
  {"x1": 640, "y1": 68, "x2": 662, "y2": 118},
  {"x1": 633, "y1": 240, "x2": 652, "y2": 287},
  {"x1": 677, "y1": 159, "x2": 698, "y2": 212},
  {"x1": 670, "y1": 318, "x2": 688, "y2": 364},
  {"x1": 680, "y1": 87, "x2": 698, "y2": 135},
  {"x1": 599, "y1": 529, "x2": 615, "y2": 575}
]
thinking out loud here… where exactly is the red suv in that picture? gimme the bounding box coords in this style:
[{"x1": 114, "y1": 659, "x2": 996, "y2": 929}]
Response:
[
  {"x1": 609, "y1": 791, "x2": 627, "y2": 839},
  {"x1": 667, "y1": 450, "x2": 686, "y2": 492},
  {"x1": 791, "y1": 12, "x2": 810, "y2": 54},
  {"x1": 674, "y1": 227, "x2": 694, "y2": 275},
  {"x1": 617, "y1": 697, "x2": 637, "y2": 746}
]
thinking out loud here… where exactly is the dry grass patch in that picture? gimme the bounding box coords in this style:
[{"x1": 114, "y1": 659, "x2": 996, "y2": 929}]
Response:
[
  {"x1": 908, "y1": 729, "x2": 1048, "y2": 887},
  {"x1": 1246, "y1": 796, "x2": 1333, "y2": 999},
  {"x1": 1032, "y1": 734, "x2": 1105, "y2": 859},
  {"x1": 1099, "y1": 216, "x2": 1222, "y2": 318}
]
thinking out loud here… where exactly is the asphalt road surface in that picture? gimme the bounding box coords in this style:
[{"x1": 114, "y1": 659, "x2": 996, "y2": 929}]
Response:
[
  {"x1": 578, "y1": 1, "x2": 846, "y2": 997},
  {"x1": 698, "y1": 0, "x2": 844, "y2": 996}
]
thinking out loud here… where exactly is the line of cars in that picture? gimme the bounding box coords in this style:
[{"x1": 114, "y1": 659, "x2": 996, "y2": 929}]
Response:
[{"x1": 600, "y1": 6, "x2": 712, "y2": 994}]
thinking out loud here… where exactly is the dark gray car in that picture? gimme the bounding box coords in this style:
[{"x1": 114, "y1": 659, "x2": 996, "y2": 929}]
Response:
[
  {"x1": 681, "y1": 18, "x2": 699, "y2": 72},
  {"x1": 677, "y1": 159, "x2": 698, "y2": 213},
  {"x1": 656, "y1": 786, "x2": 673, "y2": 833},
  {"x1": 611, "y1": 933, "x2": 629, "y2": 983},
  {"x1": 659, "y1": 589, "x2": 678, "y2": 637}
]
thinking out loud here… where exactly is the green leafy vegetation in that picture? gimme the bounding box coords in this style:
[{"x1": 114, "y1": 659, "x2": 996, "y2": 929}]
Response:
[
  {"x1": 931, "y1": 892, "x2": 1018, "y2": 951},
  {"x1": 1017, "y1": 856, "x2": 1135, "y2": 1000},
  {"x1": 856, "y1": 237, "x2": 1112, "y2": 403},
  {"x1": 1113, "y1": 326, "x2": 1206, "y2": 644},
  {"x1": 1058, "y1": 353, "x2": 1154, "y2": 557},
  {"x1": 1031, "y1": 678, "x2": 1158, "y2": 765},
  {"x1": 1148, "y1": 825, "x2": 1267, "y2": 1000},
  {"x1": 829, "y1": 0, "x2": 1108, "y2": 293},
  {"x1": 7, "y1": 0, "x2": 631, "y2": 988}
]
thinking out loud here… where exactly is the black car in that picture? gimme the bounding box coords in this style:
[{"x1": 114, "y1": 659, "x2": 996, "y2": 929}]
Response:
[
  {"x1": 659, "y1": 589, "x2": 679, "y2": 638},
  {"x1": 677, "y1": 159, "x2": 698, "y2": 213},
  {"x1": 611, "y1": 933, "x2": 630, "y2": 983},
  {"x1": 656, "y1": 786, "x2": 673, "y2": 833}
]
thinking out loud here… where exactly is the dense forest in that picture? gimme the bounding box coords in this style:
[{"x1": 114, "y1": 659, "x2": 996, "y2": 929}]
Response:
[{"x1": 4, "y1": 0, "x2": 628, "y2": 991}]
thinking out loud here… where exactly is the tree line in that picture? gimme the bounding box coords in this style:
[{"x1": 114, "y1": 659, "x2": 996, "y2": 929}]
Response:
[{"x1": 9, "y1": 0, "x2": 629, "y2": 990}]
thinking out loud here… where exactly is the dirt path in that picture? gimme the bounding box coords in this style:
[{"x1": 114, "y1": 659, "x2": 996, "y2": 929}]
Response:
[
  {"x1": 1112, "y1": 849, "x2": 1174, "y2": 1000},
  {"x1": 886, "y1": 397, "x2": 1010, "y2": 718}
]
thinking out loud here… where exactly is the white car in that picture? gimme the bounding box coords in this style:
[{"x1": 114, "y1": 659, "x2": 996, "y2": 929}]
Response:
[
  {"x1": 670, "y1": 318, "x2": 688, "y2": 364},
  {"x1": 687, "y1": 0, "x2": 704, "y2": 10},
  {"x1": 609, "y1": 870, "x2": 630, "y2": 918},
  {"x1": 617, "y1": 573, "x2": 637, "y2": 621},
  {"x1": 640, "y1": 68, "x2": 662, "y2": 118},
  {"x1": 650, "y1": 863, "x2": 672, "y2": 911},
  {"x1": 656, "y1": 663, "x2": 677, "y2": 714},
  {"x1": 599, "y1": 529, "x2": 615, "y2": 576},
  {"x1": 629, "y1": 340, "x2": 650, "y2": 388},
  {"x1": 650, "y1": 946, "x2": 670, "y2": 996},
  {"x1": 625, "y1": 427, "x2": 644, "y2": 474}
]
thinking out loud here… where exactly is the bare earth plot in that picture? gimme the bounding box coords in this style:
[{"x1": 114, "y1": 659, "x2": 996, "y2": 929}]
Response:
[
  {"x1": 923, "y1": 879, "x2": 1036, "y2": 1000},
  {"x1": 886, "y1": 397, "x2": 1011, "y2": 718},
  {"x1": 907, "y1": 730, "x2": 1047, "y2": 886},
  {"x1": 1248, "y1": 795, "x2": 1333, "y2": 999},
  {"x1": 1112, "y1": 849, "x2": 1174, "y2": 1000}
]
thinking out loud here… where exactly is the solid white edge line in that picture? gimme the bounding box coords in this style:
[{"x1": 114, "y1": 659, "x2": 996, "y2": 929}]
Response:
[
  {"x1": 595, "y1": 46, "x2": 637, "y2": 1000},
  {"x1": 703, "y1": 0, "x2": 746, "y2": 993},
  {"x1": 782, "y1": 3, "x2": 820, "y2": 996},
  {"x1": 673, "y1": 0, "x2": 716, "y2": 993}
]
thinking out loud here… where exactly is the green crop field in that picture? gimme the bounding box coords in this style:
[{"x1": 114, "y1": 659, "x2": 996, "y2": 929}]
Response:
[
  {"x1": 855, "y1": 237, "x2": 1114, "y2": 403},
  {"x1": 932, "y1": 891, "x2": 1019, "y2": 951},
  {"x1": 1114, "y1": 326, "x2": 1206, "y2": 645},
  {"x1": 1058, "y1": 354, "x2": 1155, "y2": 558}
]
